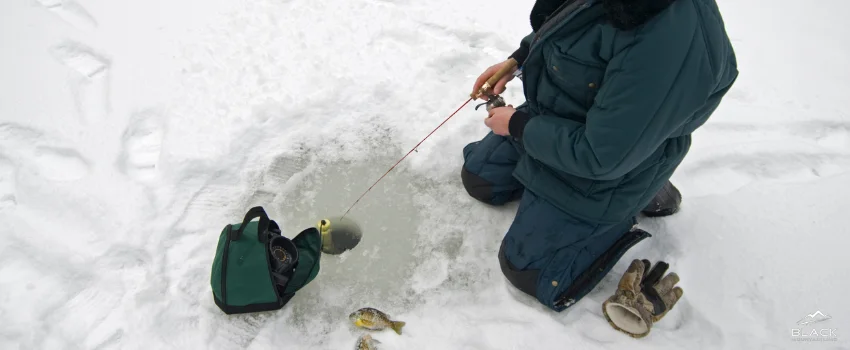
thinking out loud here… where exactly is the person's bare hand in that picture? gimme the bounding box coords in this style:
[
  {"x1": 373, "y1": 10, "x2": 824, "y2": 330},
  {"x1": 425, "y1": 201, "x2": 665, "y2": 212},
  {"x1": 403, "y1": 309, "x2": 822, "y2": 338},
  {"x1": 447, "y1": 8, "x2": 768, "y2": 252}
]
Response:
[
  {"x1": 471, "y1": 60, "x2": 518, "y2": 100},
  {"x1": 485, "y1": 105, "x2": 515, "y2": 136}
]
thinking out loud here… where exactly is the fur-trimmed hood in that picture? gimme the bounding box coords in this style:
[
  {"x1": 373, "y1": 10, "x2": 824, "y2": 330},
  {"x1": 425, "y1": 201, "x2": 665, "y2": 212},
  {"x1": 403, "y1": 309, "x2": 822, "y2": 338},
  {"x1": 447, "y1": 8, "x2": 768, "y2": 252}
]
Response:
[{"x1": 529, "y1": 0, "x2": 677, "y2": 31}]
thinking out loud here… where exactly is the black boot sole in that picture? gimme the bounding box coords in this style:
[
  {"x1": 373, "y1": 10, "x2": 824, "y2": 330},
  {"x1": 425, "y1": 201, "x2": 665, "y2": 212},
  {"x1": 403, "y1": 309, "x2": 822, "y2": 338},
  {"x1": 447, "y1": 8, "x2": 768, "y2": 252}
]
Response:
[
  {"x1": 641, "y1": 207, "x2": 679, "y2": 217},
  {"x1": 640, "y1": 181, "x2": 681, "y2": 218}
]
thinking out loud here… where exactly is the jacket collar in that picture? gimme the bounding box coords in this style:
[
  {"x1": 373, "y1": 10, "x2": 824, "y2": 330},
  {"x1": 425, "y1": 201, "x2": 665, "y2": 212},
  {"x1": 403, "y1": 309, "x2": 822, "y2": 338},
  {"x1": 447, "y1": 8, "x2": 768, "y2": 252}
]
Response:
[{"x1": 600, "y1": 0, "x2": 677, "y2": 30}]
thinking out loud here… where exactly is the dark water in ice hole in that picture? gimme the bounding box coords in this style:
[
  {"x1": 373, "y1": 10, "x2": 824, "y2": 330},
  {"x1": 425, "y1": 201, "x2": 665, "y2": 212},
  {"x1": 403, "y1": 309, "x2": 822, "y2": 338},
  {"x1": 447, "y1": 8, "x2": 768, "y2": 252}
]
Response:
[{"x1": 247, "y1": 150, "x2": 450, "y2": 336}]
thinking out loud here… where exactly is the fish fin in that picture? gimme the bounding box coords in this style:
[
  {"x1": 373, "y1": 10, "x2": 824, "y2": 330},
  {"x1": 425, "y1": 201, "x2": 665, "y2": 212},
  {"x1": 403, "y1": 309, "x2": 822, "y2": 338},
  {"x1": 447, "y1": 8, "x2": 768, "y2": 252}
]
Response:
[{"x1": 391, "y1": 321, "x2": 405, "y2": 335}]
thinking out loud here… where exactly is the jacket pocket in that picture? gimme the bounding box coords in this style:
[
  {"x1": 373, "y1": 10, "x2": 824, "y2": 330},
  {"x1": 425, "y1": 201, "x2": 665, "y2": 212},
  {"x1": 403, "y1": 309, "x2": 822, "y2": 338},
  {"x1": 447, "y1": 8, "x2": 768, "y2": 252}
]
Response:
[{"x1": 543, "y1": 46, "x2": 605, "y2": 109}]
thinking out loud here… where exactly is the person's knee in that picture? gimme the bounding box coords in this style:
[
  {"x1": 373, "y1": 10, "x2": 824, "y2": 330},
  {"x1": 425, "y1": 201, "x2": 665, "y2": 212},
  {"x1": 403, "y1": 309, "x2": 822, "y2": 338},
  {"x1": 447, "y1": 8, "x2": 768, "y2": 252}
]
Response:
[
  {"x1": 461, "y1": 165, "x2": 497, "y2": 204},
  {"x1": 460, "y1": 135, "x2": 523, "y2": 205},
  {"x1": 497, "y1": 194, "x2": 646, "y2": 312},
  {"x1": 498, "y1": 239, "x2": 539, "y2": 298}
]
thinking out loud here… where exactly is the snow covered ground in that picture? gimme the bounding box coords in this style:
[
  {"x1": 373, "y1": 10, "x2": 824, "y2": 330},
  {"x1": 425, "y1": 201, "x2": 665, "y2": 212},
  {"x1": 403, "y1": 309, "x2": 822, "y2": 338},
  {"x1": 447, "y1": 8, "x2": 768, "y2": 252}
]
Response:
[{"x1": 1, "y1": 0, "x2": 849, "y2": 349}]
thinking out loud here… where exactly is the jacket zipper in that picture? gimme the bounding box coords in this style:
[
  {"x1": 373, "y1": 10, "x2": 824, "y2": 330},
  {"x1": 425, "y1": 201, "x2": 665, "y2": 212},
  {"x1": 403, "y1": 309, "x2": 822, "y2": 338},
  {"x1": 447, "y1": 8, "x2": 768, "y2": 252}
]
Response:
[
  {"x1": 529, "y1": 0, "x2": 593, "y2": 56},
  {"x1": 521, "y1": 0, "x2": 593, "y2": 113},
  {"x1": 532, "y1": 0, "x2": 580, "y2": 43},
  {"x1": 554, "y1": 228, "x2": 650, "y2": 308}
]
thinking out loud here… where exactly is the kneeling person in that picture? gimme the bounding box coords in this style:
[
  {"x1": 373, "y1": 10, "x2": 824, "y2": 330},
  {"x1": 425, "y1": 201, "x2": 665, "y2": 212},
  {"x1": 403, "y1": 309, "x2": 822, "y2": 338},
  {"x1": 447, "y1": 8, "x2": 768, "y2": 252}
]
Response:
[{"x1": 462, "y1": 0, "x2": 737, "y2": 315}]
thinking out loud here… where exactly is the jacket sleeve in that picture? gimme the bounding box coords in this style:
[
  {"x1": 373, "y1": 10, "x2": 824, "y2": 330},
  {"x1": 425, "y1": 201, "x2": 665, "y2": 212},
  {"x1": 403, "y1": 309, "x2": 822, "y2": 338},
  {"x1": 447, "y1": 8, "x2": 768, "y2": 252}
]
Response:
[
  {"x1": 515, "y1": 27, "x2": 717, "y2": 181},
  {"x1": 508, "y1": 31, "x2": 535, "y2": 67}
]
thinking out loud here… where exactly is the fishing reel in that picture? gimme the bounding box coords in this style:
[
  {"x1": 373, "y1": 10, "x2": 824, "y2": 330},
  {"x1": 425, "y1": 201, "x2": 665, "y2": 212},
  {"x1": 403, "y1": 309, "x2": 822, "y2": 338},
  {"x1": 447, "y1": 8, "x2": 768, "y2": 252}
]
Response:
[
  {"x1": 270, "y1": 241, "x2": 294, "y2": 269},
  {"x1": 268, "y1": 233, "x2": 298, "y2": 289},
  {"x1": 474, "y1": 94, "x2": 507, "y2": 112}
]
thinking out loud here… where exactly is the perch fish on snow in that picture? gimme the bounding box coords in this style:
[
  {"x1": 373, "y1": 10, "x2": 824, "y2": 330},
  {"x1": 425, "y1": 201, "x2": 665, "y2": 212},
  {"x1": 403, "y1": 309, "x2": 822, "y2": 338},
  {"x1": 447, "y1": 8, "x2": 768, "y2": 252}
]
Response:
[{"x1": 349, "y1": 307, "x2": 406, "y2": 335}]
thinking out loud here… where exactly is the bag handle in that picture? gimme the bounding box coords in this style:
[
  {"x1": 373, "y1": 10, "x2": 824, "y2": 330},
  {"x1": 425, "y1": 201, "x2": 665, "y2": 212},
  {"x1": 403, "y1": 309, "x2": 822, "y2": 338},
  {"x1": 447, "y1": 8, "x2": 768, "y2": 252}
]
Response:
[{"x1": 229, "y1": 206, "x2": 271, "y2": 243}]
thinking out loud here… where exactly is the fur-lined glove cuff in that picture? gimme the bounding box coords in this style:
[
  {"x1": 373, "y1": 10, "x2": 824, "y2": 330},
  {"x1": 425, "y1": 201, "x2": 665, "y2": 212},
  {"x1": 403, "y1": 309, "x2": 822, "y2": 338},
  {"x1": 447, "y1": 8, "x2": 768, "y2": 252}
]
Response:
[{"x1": 602, "y1": 259, "x2": 683, "y2": 338}]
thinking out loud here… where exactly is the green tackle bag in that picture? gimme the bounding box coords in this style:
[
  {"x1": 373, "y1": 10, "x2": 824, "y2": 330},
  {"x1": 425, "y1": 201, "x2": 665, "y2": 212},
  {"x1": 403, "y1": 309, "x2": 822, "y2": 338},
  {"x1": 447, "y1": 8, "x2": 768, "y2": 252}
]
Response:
[{"x1": 210, "y1": 206, "x2": 322, "y2": 314}]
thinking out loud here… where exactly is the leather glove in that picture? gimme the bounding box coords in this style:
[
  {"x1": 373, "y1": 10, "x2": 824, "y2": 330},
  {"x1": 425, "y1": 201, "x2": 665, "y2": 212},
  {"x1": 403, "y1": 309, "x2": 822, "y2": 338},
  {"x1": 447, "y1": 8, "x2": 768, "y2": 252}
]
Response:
[{"x1": 602, "y1": 259, "x2": 683, "y2": 338}]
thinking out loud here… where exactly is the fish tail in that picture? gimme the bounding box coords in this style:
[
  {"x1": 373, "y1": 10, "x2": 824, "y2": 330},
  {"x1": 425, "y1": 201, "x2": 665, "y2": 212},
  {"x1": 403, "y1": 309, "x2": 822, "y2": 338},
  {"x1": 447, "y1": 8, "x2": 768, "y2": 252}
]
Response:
[{"x1": 390, "y1": 321, "x2": 405, "y2": 335}]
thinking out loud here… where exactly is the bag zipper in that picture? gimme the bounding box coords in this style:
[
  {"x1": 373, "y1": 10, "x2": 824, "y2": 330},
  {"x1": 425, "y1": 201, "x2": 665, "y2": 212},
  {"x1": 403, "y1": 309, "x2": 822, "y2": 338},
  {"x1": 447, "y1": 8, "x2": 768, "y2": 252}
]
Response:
[
  {"x1": 221, "y1": 225, "x2": 232, "y2": 309},
  {"x1": 264, "y1": 227, "x2": 285, "y2": 304}
]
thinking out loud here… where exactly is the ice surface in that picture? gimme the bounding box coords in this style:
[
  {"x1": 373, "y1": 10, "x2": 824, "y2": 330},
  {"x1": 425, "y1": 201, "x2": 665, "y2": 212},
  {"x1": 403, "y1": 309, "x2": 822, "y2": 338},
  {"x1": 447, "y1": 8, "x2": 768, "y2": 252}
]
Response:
[{"x1": 2, "y1": 0, "x2": 850, "y2": 349}]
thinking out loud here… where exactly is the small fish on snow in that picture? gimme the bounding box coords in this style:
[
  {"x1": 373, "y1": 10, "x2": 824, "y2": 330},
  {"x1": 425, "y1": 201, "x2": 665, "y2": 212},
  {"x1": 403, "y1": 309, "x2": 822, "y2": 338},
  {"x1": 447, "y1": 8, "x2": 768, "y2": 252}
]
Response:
[
  {"x1": 349, "y1": 307, "x2": 406, "y2": 335},
  {"x1": 354, "y1": 334, "x2": 381, "y2": 350}
]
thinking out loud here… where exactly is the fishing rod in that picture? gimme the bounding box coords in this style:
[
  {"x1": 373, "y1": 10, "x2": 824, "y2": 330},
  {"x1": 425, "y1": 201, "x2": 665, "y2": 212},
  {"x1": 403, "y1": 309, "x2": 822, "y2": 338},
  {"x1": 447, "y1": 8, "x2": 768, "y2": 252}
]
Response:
[
  {"x1": 341, "y1": 58, "x2": 518, "y2": 219},
  {"x1": 317, "y1": 58, "x2": 518, "y2": 255}
]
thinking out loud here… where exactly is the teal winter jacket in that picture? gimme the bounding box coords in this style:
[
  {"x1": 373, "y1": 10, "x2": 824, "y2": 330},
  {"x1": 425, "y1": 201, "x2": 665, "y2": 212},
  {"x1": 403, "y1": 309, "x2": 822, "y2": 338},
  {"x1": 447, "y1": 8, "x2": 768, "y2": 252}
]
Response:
[{"x1": 506, "y1": 0, "x2": 738, "y2": 224}]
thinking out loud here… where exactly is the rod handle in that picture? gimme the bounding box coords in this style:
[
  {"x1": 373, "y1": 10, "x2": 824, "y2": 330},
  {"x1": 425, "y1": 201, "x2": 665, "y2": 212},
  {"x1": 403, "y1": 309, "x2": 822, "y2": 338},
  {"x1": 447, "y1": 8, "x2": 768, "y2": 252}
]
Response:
[{"x1": 471, "y1": 58, "x2": 518, "y2": 100}]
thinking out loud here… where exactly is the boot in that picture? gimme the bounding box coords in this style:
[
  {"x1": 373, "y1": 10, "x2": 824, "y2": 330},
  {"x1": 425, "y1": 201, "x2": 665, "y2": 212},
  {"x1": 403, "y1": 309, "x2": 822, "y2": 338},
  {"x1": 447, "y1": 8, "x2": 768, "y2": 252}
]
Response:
[{"x1": 641, "y1": 181, "x2": 681, "y2": 217}]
